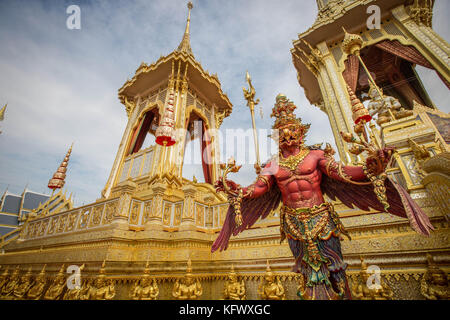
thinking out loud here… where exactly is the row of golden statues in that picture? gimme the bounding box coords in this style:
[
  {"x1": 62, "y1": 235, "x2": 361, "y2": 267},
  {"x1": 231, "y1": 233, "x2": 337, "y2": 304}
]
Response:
[{"x1": 0, "y1": 255, "x2": 447, "y2": 300}]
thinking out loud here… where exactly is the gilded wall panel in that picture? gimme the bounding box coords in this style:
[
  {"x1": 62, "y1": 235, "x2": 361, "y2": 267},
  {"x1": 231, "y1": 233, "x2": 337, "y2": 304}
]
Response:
[
  {"x1": 162, "y1": 202, "x2": 173, "y2": 226},
  {"x1": 66, "y1": 211, "x2": 79, "y2": 232},
  {"x1": 78, "y1": 209, "x2": 91, "y2": 229},
  {"x1": 47, "y1": 217, "x2": 59, "y2": 235},
  {"x1": 129, "y1": 201, "x2": 142, "y2": 225},
  {"x1": 102, "y1": 201, "x2": 118, "y2": 225},
  {"x1": 173, "y1": 203, "x2": 183, "y2": 227},
  {"x1": 196, "y1": 204, "x2": 205, "y2": 227},
  {"x1": 56, "y1": 215, "x2": 67, "y2": 234},
  {"x1": 142, "y1": 201, "x2": 152, "y2": 224},
  {"x1": 90, "y1": 205, "x2": 105, "y2": 227}
]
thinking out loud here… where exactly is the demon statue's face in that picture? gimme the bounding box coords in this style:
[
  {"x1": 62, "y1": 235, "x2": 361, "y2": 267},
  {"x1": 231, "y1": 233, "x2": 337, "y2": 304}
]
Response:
[
  {"x1": 278, "y1": 124, "x2": 305, "y2": 149},
  {"x1": 271, "y1": 94, "x2": 310, "y2": 150}
]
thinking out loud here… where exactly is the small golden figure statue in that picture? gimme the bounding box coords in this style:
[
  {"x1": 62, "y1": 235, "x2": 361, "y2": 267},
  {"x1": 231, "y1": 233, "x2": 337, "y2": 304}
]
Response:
[
  {"x1": 26, "y1": 265, "x2": 47, "y2": 300},
  {"x1": 366, "y1": 83, "x2": 413, "y2": 125},
  {"x1": 351, "y1": 256, "x2": 394, "y2": 300},
  {"x1": 0, "y1": 266, "x2": 9, "y2": 293},
  {"x1": 257, "y1": 261, "x2": 286, "y2": 300},
  {"x1": 420, "y1": 254, "x2": 449, "y2": 300},
  {"x1": 223, "y1": 265, "x2": 246, "y2": 300},
  {"x1": 64, "y1": 278, "x2": 89, "y2": 300},
  {"x1": 13, "y1": 267, "x2": 34, "y2": 300},
  {"x1": 130, "y1": 260, "x2": 159, "y2": 300},
  {"x1": 172, "y1": 258, "x2": 203, "y2": 300},
  {"x1": 82, "y1": 261, "x2": 116, "y2": 300},
  {"x1": 44, "y1": 264, "x2": 66, "y2": 300},
  {"x1": 1, "y1": 266, "x2": 20, "y2": 298}
]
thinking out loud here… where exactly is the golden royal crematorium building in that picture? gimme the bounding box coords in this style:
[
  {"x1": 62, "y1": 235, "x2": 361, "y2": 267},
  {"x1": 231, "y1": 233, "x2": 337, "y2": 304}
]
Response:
[{"x1": 0, "y1": 0, "x2": 449, "y2": 300}]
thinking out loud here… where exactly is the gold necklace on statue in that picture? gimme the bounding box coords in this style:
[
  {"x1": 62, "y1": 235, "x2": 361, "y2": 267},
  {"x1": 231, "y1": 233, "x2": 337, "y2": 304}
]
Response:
[{"x1": 278, "y1": 148, "x2": 310, "y2": 171}]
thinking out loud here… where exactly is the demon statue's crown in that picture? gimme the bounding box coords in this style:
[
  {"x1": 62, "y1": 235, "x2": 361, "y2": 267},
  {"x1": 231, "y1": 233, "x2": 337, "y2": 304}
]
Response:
[{"x1": 270, "y1": 94, "x2": 310, "y2": 138}]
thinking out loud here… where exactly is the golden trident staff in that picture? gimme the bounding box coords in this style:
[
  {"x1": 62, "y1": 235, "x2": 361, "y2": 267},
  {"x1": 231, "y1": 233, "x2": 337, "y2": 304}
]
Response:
[
  {"x1": 217, "y1": 72, "x2": 262, "y2": 228},
  {"x1": 243, "y1": 71, "x2": 262, "y2": 174}
]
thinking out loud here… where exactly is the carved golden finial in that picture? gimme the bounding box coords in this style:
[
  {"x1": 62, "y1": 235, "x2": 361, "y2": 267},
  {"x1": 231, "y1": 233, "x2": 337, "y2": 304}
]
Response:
[
  {"x1": 124, "y1": 96, "x2": 136, "y2": 117},
  {"x1": 408, "y1": 138, "x2": 431, "y2": 163},
  {"x1": 341, "y1": 27, "x2": 364, "y2": 56},
  {"x1": 177, "y1": 2, "x2": 194, "y2": 55}
]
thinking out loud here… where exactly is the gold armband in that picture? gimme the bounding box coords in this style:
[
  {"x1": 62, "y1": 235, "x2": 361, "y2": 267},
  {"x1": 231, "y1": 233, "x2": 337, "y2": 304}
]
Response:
[
  {"x1": 256, "y1": 175, "x2": 270, "y2": 188},
  {"x1": 326, "y1": 158, "x2": 371, "y2": 186}
]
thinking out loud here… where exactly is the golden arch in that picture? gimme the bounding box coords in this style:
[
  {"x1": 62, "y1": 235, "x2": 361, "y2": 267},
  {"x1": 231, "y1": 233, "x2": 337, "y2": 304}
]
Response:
[
  {"x1": 184, "y1": 104, "x2": 211, "y2": 130},
  {"x1": 124, "y1": 102, "x2": 162, "y2": 157}
]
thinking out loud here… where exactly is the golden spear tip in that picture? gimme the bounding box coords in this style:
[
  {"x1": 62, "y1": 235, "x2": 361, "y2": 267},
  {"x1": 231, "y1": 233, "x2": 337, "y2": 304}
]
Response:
[{"x1": 0, "y1": 104, "x2": 7, "y2": 121}]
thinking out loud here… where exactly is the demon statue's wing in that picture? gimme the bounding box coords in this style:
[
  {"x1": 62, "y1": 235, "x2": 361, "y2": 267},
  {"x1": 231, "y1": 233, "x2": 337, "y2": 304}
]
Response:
[
  {"x1": 211, "y1": 186, "x2": 282, "y2": 253},
  {"x1": 321, "y1": 175, "x2": 434, "y2": 236}
]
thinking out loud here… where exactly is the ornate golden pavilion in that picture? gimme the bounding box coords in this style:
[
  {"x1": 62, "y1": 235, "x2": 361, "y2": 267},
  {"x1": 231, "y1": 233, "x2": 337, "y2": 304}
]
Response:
[{"x1": 0, "y1": 0, "x2": 448, "y2": 300}]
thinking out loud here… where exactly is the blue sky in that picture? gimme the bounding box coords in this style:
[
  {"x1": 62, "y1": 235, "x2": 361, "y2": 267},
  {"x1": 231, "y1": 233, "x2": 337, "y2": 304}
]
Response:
[{"x1": 0, "y1": 0, "x2": 449, "y2": 206}]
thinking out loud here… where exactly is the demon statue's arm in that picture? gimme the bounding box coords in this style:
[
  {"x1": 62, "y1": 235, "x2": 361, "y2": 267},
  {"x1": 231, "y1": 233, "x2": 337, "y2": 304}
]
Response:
[
  {"x1": 317, "y1": 144, "x2": 394, "y2": 184},
  {"x1": 212, "y1": 161, "x2": 282, "y2": 253},
  {"x1": 317, "y1": 149, "x2": 434, "y2": 236}
]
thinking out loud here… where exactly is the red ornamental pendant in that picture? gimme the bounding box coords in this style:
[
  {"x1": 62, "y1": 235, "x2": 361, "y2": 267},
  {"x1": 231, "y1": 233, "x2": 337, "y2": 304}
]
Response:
[{"x1": 155, "y1": 92, "x2": 177, "y2": 146}]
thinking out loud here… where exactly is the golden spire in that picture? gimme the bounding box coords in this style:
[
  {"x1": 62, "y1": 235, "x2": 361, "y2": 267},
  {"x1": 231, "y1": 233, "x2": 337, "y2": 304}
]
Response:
[
  {"x1": 38, "y1": 264, "x2": 47, "y2": 276},
  {"x1": 359, "y1": 256, "x2": 368, "y2": 272},
  {"x1": 143, "y1": 253, "x2": 151, "y2": 276},
  {"x1": 186, "y1": 257, "x2": 192, "y2": 274},
  {"x1": 229, "y1": 264, "x2": 236, "y2": 275},
  {"x1": 0, "y1": 104, "x2": 6, "y2": 121},
  {"x1": 99, "y1": 259, "x2": 107, "y2": 277},
  {"x1": 48, "y1": 143, "x2": 73, "y2": 191},
  {"x1": 57, "y1": 264, "x2": 65, "y2": 275},
  {"x1": 0, "y1": 104, "x2": 6, "y2": 134},
  {"x1": 265, "y1": 260, "x2": 273, "y2": 275},
  {"x1": 177, "y1": 2, "x2": 194, "y2": 55}
]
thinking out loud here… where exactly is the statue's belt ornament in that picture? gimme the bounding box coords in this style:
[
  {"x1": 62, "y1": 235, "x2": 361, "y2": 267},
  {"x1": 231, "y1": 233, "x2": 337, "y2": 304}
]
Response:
[{"x1": 280, "y1": 203, "x2": 349, "y2": 271}]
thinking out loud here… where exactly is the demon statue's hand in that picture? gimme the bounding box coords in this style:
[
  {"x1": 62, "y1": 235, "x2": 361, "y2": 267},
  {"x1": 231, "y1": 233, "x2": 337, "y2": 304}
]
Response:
[
  {"x1": 215, "y1": 178, "x2": 244, "y2": 227},
  {"x1": 215, "y1": 178, "x2": 240, "y2": 195},
  {"x1": 365, "y1": 146, "x2": 395, "y2": 176}
]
